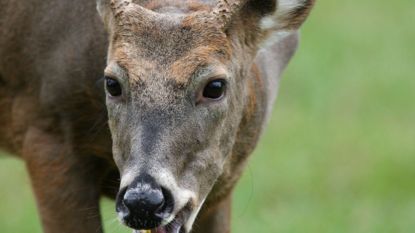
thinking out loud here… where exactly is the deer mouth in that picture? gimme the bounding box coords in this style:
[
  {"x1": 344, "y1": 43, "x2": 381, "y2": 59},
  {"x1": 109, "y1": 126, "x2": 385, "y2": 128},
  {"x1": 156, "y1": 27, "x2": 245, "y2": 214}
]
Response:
[
  {"x1": 133, "y1": 207, "x2": 190, "y2": 233},
  {"x1": 133, "y1": 220, "x2": 183, "y2": 233}
]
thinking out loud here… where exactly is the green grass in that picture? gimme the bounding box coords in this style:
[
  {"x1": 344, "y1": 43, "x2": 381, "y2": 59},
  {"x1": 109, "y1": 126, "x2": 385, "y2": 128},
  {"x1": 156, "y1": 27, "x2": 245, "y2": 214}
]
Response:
[{"x1": 1, "y1": 0, "x2": 415, "y2": 232}]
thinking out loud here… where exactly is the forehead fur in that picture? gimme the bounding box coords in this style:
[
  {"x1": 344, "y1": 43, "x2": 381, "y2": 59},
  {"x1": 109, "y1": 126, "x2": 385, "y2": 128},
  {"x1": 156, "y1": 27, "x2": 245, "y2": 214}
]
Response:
[{"x1": 109, "y1": 3, "x2": 231, "y2": 84}]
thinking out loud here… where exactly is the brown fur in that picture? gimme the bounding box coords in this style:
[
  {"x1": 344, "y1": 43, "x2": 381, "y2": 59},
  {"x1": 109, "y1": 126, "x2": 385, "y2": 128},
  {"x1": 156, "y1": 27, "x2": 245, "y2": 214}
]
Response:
[{"x1": 0, "y1": 0, "x2": 314, "y2": 232}]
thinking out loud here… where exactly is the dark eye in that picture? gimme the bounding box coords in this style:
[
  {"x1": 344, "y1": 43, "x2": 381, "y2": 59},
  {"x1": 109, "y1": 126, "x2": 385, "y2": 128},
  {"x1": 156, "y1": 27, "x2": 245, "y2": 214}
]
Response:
[
  {"x1": 105, "y1": 76, "x2": 122, "y2": 97},
  {"x1": 202, "y1": 79, "x2": 226, "y2": 99}
]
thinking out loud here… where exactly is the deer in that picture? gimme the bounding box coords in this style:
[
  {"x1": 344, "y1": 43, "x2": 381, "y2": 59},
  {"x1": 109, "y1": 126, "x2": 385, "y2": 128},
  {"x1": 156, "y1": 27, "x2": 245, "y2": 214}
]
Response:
[{"x1": 0, "y1": 0, "x2": 314, "y2": 232}]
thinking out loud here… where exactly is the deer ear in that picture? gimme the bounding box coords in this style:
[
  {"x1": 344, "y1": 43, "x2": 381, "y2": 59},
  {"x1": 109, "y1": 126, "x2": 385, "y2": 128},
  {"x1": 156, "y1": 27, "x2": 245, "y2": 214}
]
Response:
[
  {"x1": 255, "y1": 0, "x2": 315, "y2": 31},
  {"x1": 236, "y1": 0, "x2": 314, "y2": 47}
]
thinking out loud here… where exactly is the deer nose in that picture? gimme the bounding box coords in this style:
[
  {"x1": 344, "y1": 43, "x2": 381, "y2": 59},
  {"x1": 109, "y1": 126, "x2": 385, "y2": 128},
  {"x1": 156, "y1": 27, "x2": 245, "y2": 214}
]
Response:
[
  {"x1": 123, "y1": 184, "x2": 164, "y2": 215},
  {"x1": 117, "y1": 174, "x2": 174, "y2": 229}
]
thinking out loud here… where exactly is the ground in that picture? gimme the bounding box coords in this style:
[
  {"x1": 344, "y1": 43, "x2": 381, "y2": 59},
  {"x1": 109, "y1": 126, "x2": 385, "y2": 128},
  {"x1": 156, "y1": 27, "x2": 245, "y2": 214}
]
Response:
[{"x1": 1, "y1": 0, "x2": 415, "y2": 232}]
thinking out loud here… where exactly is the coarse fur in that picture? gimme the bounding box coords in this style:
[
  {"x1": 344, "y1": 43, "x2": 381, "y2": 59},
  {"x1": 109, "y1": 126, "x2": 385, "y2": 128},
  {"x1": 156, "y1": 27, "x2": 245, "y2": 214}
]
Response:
[{"x1": 0, "y1": 0, "x2": 315, "y2": 232}]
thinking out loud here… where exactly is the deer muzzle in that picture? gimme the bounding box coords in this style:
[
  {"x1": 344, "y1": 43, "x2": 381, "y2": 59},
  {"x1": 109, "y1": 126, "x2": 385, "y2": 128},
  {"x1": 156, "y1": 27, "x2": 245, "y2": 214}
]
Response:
[{"x1": 116, "y1": 171, "x2": 197, "y2": 233}]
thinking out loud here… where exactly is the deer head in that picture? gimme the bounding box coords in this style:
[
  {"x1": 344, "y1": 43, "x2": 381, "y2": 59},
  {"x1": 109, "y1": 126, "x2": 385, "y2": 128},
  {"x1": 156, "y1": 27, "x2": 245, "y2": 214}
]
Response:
[{"x1": 96, "y1": 0, "x2": 314, "y2": 232}]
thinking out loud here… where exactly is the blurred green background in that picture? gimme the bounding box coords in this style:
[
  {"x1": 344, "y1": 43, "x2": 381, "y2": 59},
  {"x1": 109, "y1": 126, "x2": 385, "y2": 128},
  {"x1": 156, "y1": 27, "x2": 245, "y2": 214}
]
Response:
[{"x1": 1, "y1": 0, "x2": 415, "y2": 232}]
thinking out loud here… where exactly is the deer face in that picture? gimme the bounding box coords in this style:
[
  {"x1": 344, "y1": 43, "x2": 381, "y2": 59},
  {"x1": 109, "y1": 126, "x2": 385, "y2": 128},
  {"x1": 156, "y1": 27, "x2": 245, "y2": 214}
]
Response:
[{"x1": 97, "y1": 0, "x2": 314, "y2": 232}]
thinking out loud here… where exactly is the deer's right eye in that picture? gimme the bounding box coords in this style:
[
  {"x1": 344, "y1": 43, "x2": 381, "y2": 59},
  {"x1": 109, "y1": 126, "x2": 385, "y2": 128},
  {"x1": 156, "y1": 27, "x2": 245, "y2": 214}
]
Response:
[
  {"x1": 202, "y1": 79, "x2": 226, "y2": 100},
  {"x1": 105, "y1": 77, "x2": 122, "y2": 97}
]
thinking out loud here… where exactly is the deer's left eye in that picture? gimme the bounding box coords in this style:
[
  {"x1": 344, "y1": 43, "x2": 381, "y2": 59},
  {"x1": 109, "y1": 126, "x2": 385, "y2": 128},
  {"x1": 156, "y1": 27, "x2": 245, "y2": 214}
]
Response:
[
  {"x1": 202, "y1": 79, "x2": 226, "y2": 100},
  {"x1": 105, "y1": 77, "x2": 122, "y2": 97}
]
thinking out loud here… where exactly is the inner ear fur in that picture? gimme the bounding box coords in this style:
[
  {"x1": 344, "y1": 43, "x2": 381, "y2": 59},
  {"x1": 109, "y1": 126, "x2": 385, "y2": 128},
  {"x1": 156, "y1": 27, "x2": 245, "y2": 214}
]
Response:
[
  {"x1": 229, "y1": 0, "x2": 314, "y2": 47},
  {"x1": 242, "y1": 0, "x2": 315, "y2": 31}
]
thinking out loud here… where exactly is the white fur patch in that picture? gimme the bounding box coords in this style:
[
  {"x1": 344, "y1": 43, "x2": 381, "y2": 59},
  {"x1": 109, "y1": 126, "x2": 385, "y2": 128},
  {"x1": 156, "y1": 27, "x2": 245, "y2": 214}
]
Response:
[
  {"x1": 260, "y1": 15, "x2": 278, "y2": 30},
  {"x1": 259, "y1": 0, "x2": 306, "y2": 47},
  {"x1": 117, "y1": 210, "x2": 127, "y2": 223},
  {"x1": 260, "y1": 0, "x2": 307, "y2": 30},
  {"x1": 120, "y1": 171, "x2": 136, "y2": 189},
  {"x1": 260, "y1": 30, "x2": 292, "y2": 48},
  {"x1": 155, "y1": 168, "x2": 196, "y2": 215},
  {"x1": 278, "y1": 0, "x2": 307, "y2": 12}
]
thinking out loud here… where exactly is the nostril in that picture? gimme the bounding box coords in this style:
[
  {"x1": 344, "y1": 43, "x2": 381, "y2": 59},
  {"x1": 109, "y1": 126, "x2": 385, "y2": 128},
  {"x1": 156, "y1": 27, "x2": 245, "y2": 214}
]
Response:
[{"x1": 155, "y1": 187, "x2": 174, "y2": 217}]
